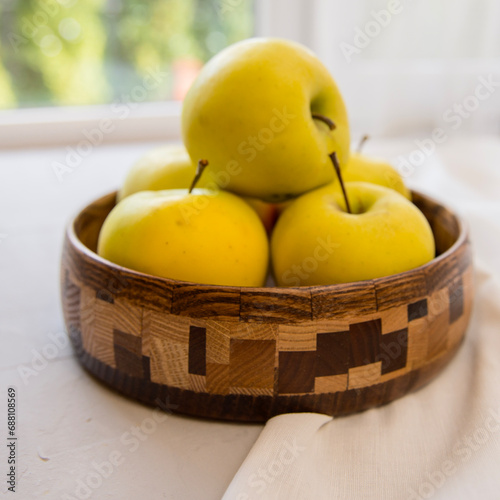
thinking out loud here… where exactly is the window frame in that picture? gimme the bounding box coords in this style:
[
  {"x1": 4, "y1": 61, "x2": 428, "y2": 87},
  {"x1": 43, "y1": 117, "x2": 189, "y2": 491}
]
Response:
[
  {"x1": 0, "y1": 0, "x2": 273, "y2": 150},
  {"x1": 0, "y1": 101, "x2": 182, "y2": 149},
  {"x1": 3, "y1": 0, "x2": 497, "y2": 150}
]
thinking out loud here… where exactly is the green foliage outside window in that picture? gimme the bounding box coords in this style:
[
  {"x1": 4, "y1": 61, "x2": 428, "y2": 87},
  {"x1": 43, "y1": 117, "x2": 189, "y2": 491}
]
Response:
[{"x1": 0, "y1": 0, "x2": 254, "y2": 108}]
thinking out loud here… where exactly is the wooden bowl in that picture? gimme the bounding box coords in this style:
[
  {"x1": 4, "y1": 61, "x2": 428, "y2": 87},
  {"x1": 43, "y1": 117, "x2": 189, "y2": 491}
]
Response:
[{"x1": 60, "y1": 191, "x2": 473, "y2": 422}]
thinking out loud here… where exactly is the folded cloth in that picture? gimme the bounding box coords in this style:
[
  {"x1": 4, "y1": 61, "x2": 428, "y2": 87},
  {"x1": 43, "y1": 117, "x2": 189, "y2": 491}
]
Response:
[{"x1": 222, "y1": 137, "x2": 500, "y2": 500}]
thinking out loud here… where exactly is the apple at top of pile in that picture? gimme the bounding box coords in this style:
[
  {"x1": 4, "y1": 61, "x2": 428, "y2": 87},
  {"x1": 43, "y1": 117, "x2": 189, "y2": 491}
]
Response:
[{"x1": 182, "y1": 37, "x2": 350, "y2": 203}]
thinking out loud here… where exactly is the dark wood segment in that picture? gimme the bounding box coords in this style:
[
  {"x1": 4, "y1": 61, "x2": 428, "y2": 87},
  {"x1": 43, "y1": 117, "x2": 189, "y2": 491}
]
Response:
[
  {"x1": 60, "y1": 190, "x2": 473, "y2": 421},
  {"x1": 142, "y1": 356, "x2": 151, "y2": 381},
  {"x1": 349, "y1": 319, "x2": 382, "y2": 367},
  {"x1": 172, "y1": 284, "x2": 241, "y2": 319},
  {"x1": 316, "y1": 331, "x2": 350, "y2": 376},
  {"x1": 311, "y1": 281, "x2": 377, "y2": 320},
  {"x1": 379, "y1": 328, "x2": 408, "y2": 374},
  {"x1": 188, "y1": 326, "x2": 206, "y2": 376},
  {"x1": 240, "y1": 288, "x2": 312, "y2": 323},
  {"x1": 96, "y1": 288, "x2": 114, "y2": 304},
  {"x1": 113, "y1": 329, "x2": 142, "y2": 355},
  {"x1": 114, "y1": 345, "x2": 144, "y2": 378},
  {"x1": 375, "y1": 272, "x2": 427, "y2": 311},
  {"x1": 448, "y1": 277, "x2": 464, "y2": 324},
  {"x1": 408, "y1": 299, "x2": 428, "y2": 322},
  {"x1": 278, "y1": 351, "x2": 316, "y2": 394},
  {"x1": 424, "y1": 239, "x2": 472, "y2": 293}
]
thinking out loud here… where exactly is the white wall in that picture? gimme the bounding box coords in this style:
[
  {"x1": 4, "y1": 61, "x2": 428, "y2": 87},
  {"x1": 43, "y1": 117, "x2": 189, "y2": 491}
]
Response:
[{"x1": 256, "y1": 0, "x2": 500, "y2": 138}]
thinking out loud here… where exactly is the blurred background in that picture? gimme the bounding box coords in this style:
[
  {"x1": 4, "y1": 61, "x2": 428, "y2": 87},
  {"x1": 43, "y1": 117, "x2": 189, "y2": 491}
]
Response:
[
  {"x1": 0, "y1": 0, "x2": 253, "y2": 107},
  {"x1": 0, "y1": 0, "x2": 499, "y2": 144}
]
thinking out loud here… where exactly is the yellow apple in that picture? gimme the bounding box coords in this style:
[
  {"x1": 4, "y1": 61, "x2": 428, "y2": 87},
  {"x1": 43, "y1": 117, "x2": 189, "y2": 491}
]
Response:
[
  {"x1": 98, "y1": 189, "x2": 269, "y2": 287},
  {"x1": 343, "y1": 152, "x2": 411, "y2": 199},
  {"x1": 182, "y1": 37, "x2": 350, "y2": 202},
  {"x1": 117, "y1": 144, "x2": 211, "y2": 202},
  {"x1": 271, "y1": 182, "x2": 435, "y2": 286}
]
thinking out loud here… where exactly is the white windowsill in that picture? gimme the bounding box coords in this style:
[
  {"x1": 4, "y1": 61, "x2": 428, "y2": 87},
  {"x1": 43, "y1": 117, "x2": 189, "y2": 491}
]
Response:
[{"x1": 0, "y1": 100, "x2": 182, "y2": 150}]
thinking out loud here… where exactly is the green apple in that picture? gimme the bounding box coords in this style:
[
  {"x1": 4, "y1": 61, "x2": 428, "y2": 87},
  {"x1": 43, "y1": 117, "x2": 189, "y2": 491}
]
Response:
[
  {"x1": 98, "y1": 189, "x2": 269, "y2": 287},
  {"x1": 182, "y1": 37, "x2": 350, "y2": 202},
  {"x1": 271, "y1": 182, "x2": 435, "y2": 286},
  {"x1": 343, "y1": 152, "x2": 411, "y2": 199},
  {"x1": 117, "y1": 144, "x2": 211, "y2": 202}
]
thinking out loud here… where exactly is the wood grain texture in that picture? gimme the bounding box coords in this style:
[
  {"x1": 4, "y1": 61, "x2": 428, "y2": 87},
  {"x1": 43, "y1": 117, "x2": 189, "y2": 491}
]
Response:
[
  {"x1": 60, "y1": 190, "x2": 474, "y2": 421},
  {"x1": 311, "y1": 281, "x2": 377, "y2": 320},
  {"x1": 240, "y1": 287, "x2": 312, "y2": 323}
]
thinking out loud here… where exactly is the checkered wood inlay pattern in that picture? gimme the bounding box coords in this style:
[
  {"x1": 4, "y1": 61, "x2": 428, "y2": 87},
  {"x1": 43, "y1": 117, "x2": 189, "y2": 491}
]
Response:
[
  {"x1": 62, "y1": 263, "x2": 472, "y2": 397},
  {"x1": 60, "y1": 190, "x2": 474, "y2": 421}
]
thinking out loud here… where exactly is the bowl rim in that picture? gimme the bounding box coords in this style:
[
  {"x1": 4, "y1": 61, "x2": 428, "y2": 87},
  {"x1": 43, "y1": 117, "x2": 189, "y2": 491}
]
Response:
[{"x1": 67, "y1": 189, "x2": 468, "y2": 293}]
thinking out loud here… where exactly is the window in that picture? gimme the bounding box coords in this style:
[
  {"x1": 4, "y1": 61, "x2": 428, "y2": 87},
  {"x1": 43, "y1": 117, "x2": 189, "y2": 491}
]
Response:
[
  {"x1": 0, "y1": 0, "x2": 254, "y2": 109},
  {"x1": 1, "y1": 0, "x2": 498, "y2": 149}
]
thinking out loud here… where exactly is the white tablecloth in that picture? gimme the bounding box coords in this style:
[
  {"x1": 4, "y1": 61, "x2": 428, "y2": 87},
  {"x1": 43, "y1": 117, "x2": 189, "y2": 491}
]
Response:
[{"x1": 1, "y1": 136, "x2": 499, "y2": 499}]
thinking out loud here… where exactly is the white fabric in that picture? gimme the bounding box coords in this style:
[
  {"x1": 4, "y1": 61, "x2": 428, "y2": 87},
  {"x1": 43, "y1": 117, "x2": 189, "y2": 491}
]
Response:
[
  {"x1": 1, "y1": 137, "x2": 498, "y2": 499},
  {"x1": 222, "y1": 136, "x2": 500, "y2": 500}
]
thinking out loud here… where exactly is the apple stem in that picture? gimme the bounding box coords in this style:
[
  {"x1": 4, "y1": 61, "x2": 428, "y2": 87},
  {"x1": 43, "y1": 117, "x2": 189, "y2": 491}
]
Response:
[
  {"x1": 357, "y1": 134, "x2": 370, "y2": 153},
  {"x1": 312, "y1": 113, "x2": 336, "y2": 130},
  {"x1": 329, "y1": 152, "x2": 352, "y2": 214},
  {"x1": 189, "y1": 159, "x2": 209, "y2": 194}
]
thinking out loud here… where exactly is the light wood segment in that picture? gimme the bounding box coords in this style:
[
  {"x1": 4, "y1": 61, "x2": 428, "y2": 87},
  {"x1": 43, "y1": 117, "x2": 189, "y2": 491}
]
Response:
[
  {"x1": 140, "y1": 310, "x2": 152, "y2": 357},
  {"x1": 314, "y1": 319, "x2": 350, "y2": 334},
  {"x1": 205, "y1": 321, "x2": 232, "y2": 364},
  {"x1": 112, "y1": 299, "x2": 143, "y2": 337},
  {"x1": 229, "y1": 322, "x2": 278, "y2": 341},
  {"x1": 407, "y1": 317, "x2": 429, "y2": 369},
  {"x1": 229, "y1": 339, "x2": 276, "y2": 389},
  {"x1": 189, "y1": 374, "x2": 206, "y2": 392},
  {"x1": 150, "y1": 336, "x2": 190, "y2": 389},
  {"x1": 278, "y1": 323, "x2": 317, "y2": 352},
  {"x1": 380, "y1": 305, "x2": 408, "y2": 334},
  {"x1": 426, "y1": 310, "x2": 450, "y2": 360},
  {"x1": 462, "y1": 266, "x2": 474, "y2": 319},
  {"x1": 348, "y1": 362, "x2": 382, "y2": 389},
  {"x1": 80, "y1": 286, "x2": 116, "y2": 367},
  {"x1": 206, "y1": 363, "x2": 230, "y2": 395},
  {"x1": 229, "y1": 387, "x2": 274, "y2": 396},
  {"x1": 428, "y1": 287, "x2": 450, "y2": 318},
  {"x1": 315, "y1": 374, "x2": 348, "y2": 393},
  {"x1": 143, "y1": 311, "x2": 190, "y2": 344}
]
